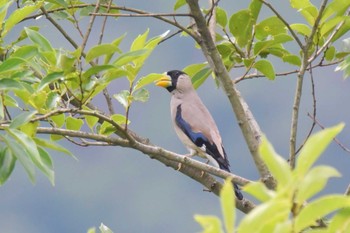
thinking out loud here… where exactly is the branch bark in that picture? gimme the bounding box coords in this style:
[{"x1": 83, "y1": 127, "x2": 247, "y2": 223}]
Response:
[{"x1": 186, "y1": 0, "x2": 276, "y2": 189}]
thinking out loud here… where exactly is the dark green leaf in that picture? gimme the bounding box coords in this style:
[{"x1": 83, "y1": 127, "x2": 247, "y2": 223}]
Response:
[
  {"x1": 34, "y1": 138, "x2": 75, "y2": 158},
  {"x1": 0, "y1": 78, "x2": 23, "y2": 90},
  {"x1": 10, "y1": 110, "x2": 37, "y2": 129},
  {"x1": 192, "y1": 67, "x2": 211, "y2": 89},
  {"x1": 229, "y1": 9, "x2": 253, "y2": 47},
  {"x1": 253, "y1": 60, "x2": 275, "y2": 80},
  {"x1": 0, "y1": 147, "x2": 16, "y2": 185},
  {"x1": 83, "y1": 65, "x2": 118, "y2": 79},
  {"x1": 11, "y1": 45, "x2": 38, "y2": 60}
]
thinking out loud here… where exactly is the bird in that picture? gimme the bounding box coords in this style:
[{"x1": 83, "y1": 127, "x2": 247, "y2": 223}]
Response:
[{"x1": 155, "y1": 70, "x2": 243, "y2": 200}]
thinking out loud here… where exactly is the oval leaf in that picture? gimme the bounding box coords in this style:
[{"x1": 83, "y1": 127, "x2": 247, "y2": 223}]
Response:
[{"x1": 253, "y1": 60, "x2": 275, "y2": 80}]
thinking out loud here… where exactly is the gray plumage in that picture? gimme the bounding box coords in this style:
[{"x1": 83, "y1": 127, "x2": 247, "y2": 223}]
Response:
[{"x1": 156, "y1": 70, "x2": 243, "y2": 200}]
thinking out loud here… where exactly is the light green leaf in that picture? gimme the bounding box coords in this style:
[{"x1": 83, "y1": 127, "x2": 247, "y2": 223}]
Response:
[
  {"x1": 244, "y1": 181, "x2": 275, "y2": 202},
  {"x1": 9, "y1": 110, "x2": 37, "y2": 129},
  {"x1": 255, "y1": 16, "x2": 286, "y2": 40},
  {"x1": 295, "y1": 195, "x2": 350, "y2": 232},
  {"x1": 134, "y1": 73, "x2": 163, "y2": 90},
  {"x1": 113, "y1": 90, "x2": 130, "y2": 109},
  {"x1": 37, "y1": 147, "x2": 54, "y2": 185},
  {"x1": 229, "y1": 9, "x2": 253, "y2": 48},
  {"x1": 216, "y1": 7, "x2": 228, "y2": 28},
  {"x1": 99, "y1": 114, "x2": 128, "y2": 136},
  {"x1": 0, "y1": 1, "x2": 11, "y2": 33},
  {"x1": 0, "y1": 57, "x2": 27, "y2": 73},
  {"x1": 321, "y1": 0, "x2": 350, "y2": 22},
  {"x1": 85, "y1": 115, "x2": 99, "y2": 130},
  {"x1": 132, "y1": 88, "x2": 149, "y2": 102},
  {"x1": 3, "y1": 1, "x2": 43, "y2": 37},
  {"x1": 111, "y1": 114, "x2": 129, "y2": 125},
  {"x1": 220, "y1": 179, "x2": 235, "y2": 233},
  {"x1": 130, "y1": 29, "x2": 149, "y2": 52},
  {"x1": 249, "y1": 0, "x2": 262, "y2": 23},
  {"x1": 86, "y1": 44, "x2": 119, "y2": 63},
  {"x1": 259, "y1": 136, "x2": 291, "y2": 188},
  {"x1": 113, "y1": 49, "x2": 148, "y2": 66},
  {"x1": 238, "y1": 199, "x2": 290, "y2": 233},
  {"x1": 295, "y1": 165, "x2": 341, "y2": 204},
  {"x1": 11, "y1": 45, "x2": 38, "y2": 60},
  {"x1": 25, "y1": 27, "x2": 55, "y2": 52},
  {"x1": 183, "y1": 63, "x2": 208, "y2": 76},
  {"x1": 290, "y1": 0, "x2": 318, "y2": 25},
  {"x1": 37, "y1": 71, "x2": 64, "y2": 91},
  {"x1": 50, "y1": 114, "x2": 65, "y2": 128},
  {"x1": 99, "y1": 223, "x2": 113, "y2": 233},
  {"x1": 253, "y1": 60, "x2": 275, "y2": 80},
  {"x1": 295, "y1": 123, "x2": 344, "y2": 177},
  {"x1": 174, "y1": 0, "x2": 186, "y2": 10},
  {"x1": 66, "y1": 116, "x2": 84, "y2": 131},
  {"x1": 282, "y1": 55, "x2": 301, "y2": 66},
  {"x1": 320, "y1": 16, "x2": 345, "y2": 38},
  {"x1": 34, "y1": 138, "x2": 74, "y2": 158},
  {"x1": 3, "y1": 135, "x2": 36, "y2": 183},
  {"x1": 194, "y1": 215, "x2": 223, "y2": 233},
  {"x1": 0, "y1": 147, "x2": 16, "y2": 185},
  {"x1": 87, "y1": 227, "x2": 96, "y2": 233},
  {"x1": 328, "y1": 208, "x2": 350, "y2": 233}
]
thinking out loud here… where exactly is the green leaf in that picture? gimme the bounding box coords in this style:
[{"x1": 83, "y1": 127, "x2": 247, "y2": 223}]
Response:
[
  {"x1": 0, "y1": 57, "x2": 26, "y2": 73},
  {"x1": 11, "y1": 45, "x2": 39, "y2": 60},
  {"x1": 134, "y1": 73, "x2": 163, "y2": 90},
  {"x1": 104, "y1": 34, "x2": 126, "y2": 64},
  {"x1": 0, "y1": 78, "x2": 23, "y2": 90},
  {"x1": 295, "y1": 165, "x2": 340, "y2": 204},
  {"x1": 216, "y1": 7, "x2": 228, "y2": 28},
  {"x1": 325, "y1": 46, "x2": 336, "y2": 61},
  {"x1": 249, "y1": 0, "x2": 262, "y2": 23},
  {"x1": 295, "y1": 123, "x2": 344, "y2": 177},
  {"x1": 34, "y1": 138, "x2": 74, "y2": 158},
  {"x1": 259, "y1": 136, "x2": 291, "y2": 188},
  {"x1": 83, "y1": 65, "x2": 117, "y2": 79},
  {"x1": 335, "y1": 55, "x2": 350, "y2": 79},
  {"x1": 113, "y1": 49, "x2": 148, "y2": 66},
  {"x1": 183, "y1": 63, "x2": 208, "y2": 76},
  {"x1": 99, "y1": 114, "x2": 128, "y2": 136},
  {"x1": 192, "y1": 67, "x2": 211, "y2": 89},
  {"x1": 0, "y1": 147, "x2": 16, "y2": 185},
  {"x1": 321, "y1": 0, "x2": 350, "y2": 22},
  {"x1": 86, "y1": 44, "x2": 119, "y2": 63},
  {"x1": 25, "y1": 27, "x2": 55, "y2": 53},
  {"x1": 99, "y1": 223, "x2": 113, "y2": 233},
  {"x1": 244, "y1": 181, "x2": 275, "y2": 202},
  {"x1": 255, "y1": 16, "x2": 286, "y2": 40},
  {"x1": 7, "y1": 128, "x2": 54, "y2": 185},
  {"x1": 113, "y1": 90, "x2": 130, "y2": 109},
  {"x1": 50, "y1": 114, "x2": 65, "y2": 128},
  {"x1": 37, "y1": 147, "x2": 54, "y2": 185},
  {"x1": 328, "y1": 208, "x2": 350, "y2": 233},
  {"x1": 282, "y1": 55, "x2": 301, "y2": 66},
  {"x1": 85, "y1": 115, "x2": 99, "y2": 130},
  {"x1": 111, "y1": 114, "x2": 129, "y2": 125},
  {"x1": 3, "y1": 135, "x2": 36, "y2": 183},
  {"x1": 10, "y1": 110, "x2": 37, "y2": 129},
  {"x1": 37, "y1": 71, "x2": 64, "y2": 91},
  {"x1": 174, "y1": 0, "x2": 186, "y2": 10},
  {"x1": 0, "y1": 1, "x2": 11, "y2": 33},
  {"x1": 290, "y1": 0, "x2": 318, "y2": 25},
  {"x1": 229, "y1": 9, "x2": 253, "y2": 48},
  {"x1": 238, "y1": 199, "x2": 290, "y2": 233},
  {"x1": 194, "y1": 215, "x2": 223, "y2": 233},
  {"x1": 295, "y1": 195, "x2": 350, "y2": 232},
  {"x1": 132, "y1": 88, "x2": 149, "y2": 102},
  {"x1": 130, "y1": 29, "x2": 149, "y2": 52},
  {"x1": 2, "y1": 1, "x2": 43, "y2": 37},
  {"x1": 253, "y1": 60, "x2": 275, "y2": 80},
  {"x1": 220, "y1": 179, "x2": 235, "y2": 233},
  {"x1": 46, "y1": 92, "x2": 60, "y2": 109},
  {"x1": 320, "y1": 16, "x2": 345, "y2": 38},
  {"x1": 66, "y1": 116, "x2": 84, "y2": 131}
]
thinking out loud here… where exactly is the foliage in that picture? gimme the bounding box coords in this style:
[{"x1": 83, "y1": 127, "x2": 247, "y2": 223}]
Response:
[{"x1": 196, "y1": 124, "x2": 350, "y2": 233}]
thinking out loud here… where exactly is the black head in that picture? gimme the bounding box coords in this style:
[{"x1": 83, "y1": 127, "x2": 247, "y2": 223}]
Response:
[{"x1": 166, "y1": 70, "x2": 187, "y2": 92}]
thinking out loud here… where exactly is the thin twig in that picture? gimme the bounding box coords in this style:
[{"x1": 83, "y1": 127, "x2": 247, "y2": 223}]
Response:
[
  {"x1": 80, "y1": 0, "x2": 100, "y2": 54},
  {"x1": 90, "y1": 12, "x2": 192, "y2": 17}
]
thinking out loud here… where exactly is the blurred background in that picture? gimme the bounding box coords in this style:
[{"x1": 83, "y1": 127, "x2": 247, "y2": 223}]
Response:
[{"x1": 1, "y1": 0, "x2": 350, "y2": 232}]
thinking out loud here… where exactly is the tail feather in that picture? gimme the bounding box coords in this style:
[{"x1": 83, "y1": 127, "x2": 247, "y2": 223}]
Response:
[{"x1": 219, "y1": 165, "x2": 244, "y2": 200}]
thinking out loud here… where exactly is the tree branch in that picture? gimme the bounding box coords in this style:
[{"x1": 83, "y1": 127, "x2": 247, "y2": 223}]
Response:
[{"x1": 186, "y1": 0, "x2": 275, "y2": 189}]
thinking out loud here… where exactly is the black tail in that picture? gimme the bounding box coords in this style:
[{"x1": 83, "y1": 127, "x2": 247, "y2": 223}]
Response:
[{"x1": 220, "y1": 165, "x2": 244, "y2": 200}]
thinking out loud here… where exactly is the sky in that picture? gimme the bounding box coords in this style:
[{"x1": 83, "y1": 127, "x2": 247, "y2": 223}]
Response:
[{"x1": 1, "y1": 1, "x2": 350, "y2": 233}]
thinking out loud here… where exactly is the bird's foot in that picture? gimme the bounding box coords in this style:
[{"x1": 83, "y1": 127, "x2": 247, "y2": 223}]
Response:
[{"x1": 176, "y1": 163, "x2": 182, "y2": 171}]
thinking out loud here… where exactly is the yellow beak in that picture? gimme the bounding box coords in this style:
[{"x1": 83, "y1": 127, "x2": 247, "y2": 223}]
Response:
[{"x1": 155, "y1": 75, "x2": 172, "y2": 88}]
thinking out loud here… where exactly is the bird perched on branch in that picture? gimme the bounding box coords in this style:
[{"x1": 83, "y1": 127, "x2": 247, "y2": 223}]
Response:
[{"x1": 155, "y1": 70, "x2": 243, "y2": 200}]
